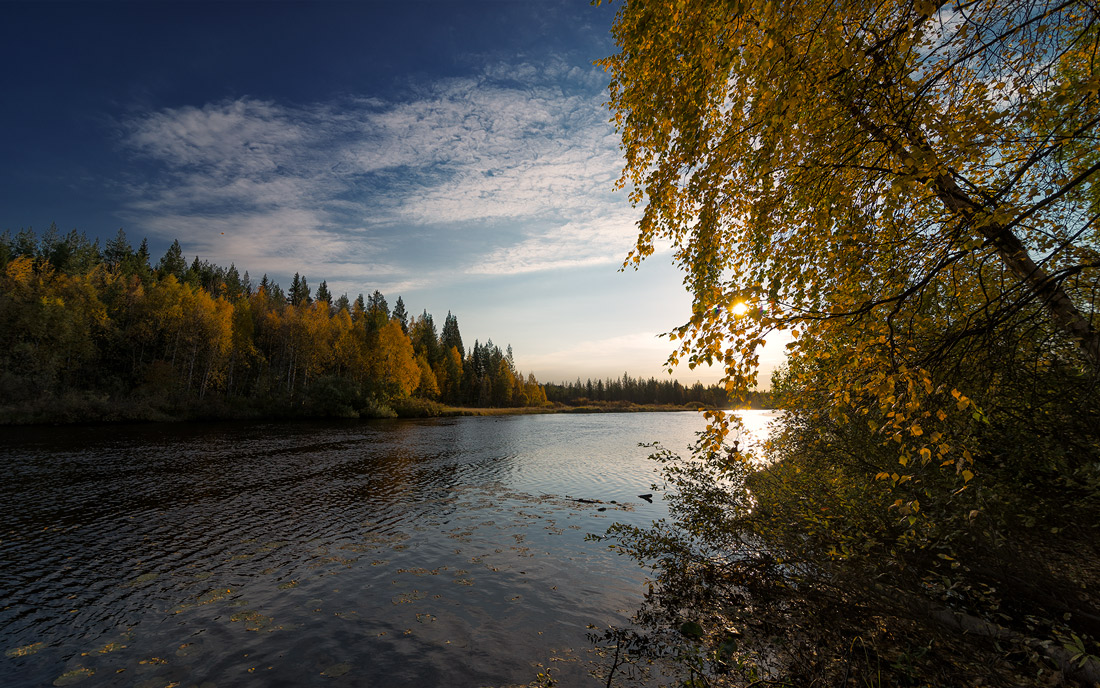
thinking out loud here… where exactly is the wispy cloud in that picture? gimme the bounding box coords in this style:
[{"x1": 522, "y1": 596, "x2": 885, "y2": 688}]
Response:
[{"x1": 118, "y1": 60, "x2": 637, "y2": 285}]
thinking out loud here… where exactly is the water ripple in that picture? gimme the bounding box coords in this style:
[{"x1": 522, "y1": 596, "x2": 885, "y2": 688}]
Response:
[{"x1": 0, "y1": 412, "x2": 771, "y2": 687}]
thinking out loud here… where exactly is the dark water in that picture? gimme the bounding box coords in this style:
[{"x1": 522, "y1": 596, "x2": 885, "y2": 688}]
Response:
[{"x1": 0, "y1": 411, "x2": 777, "y2": 687}]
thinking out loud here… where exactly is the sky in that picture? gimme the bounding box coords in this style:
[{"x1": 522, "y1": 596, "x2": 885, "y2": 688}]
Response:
[{"x1": 1, "y1": 0, "x2": 786, "y2": 385}]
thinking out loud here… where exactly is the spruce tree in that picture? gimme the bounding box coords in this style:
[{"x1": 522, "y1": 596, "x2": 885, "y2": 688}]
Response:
[
  {"x1": 316, "y1": 280, "x2": 332, "y2": 306},
  {"x1": 104, "y1": 228, "x2": 132, "y2": 269},
  {"x1": 441, "y1": 311, "x2": 465, "y2": 359},
  {"x1": 392, "y1": 296, "x2": 409, "y2": 334},
  {"x1": 157, "y1": 240, "x2": 187, "y2": 280}
]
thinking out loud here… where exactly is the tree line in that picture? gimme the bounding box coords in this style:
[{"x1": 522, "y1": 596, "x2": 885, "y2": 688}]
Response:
[
  {"x1": 0, "y1": 225, "x2": 546, "y2": 422},
  {"x1": 543, "y1": 374, "x2": 770, "y2": 408}
]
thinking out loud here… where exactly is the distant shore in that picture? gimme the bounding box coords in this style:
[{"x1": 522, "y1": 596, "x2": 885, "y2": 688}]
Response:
[
  {"x1": 0, "y1": 395, "x2": 762, "y2": 426},
  {"x1": 436, "y1": 401, "x2": 713, "y2": 416}
]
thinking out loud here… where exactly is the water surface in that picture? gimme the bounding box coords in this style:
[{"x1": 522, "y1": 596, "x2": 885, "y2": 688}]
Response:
[{"x1": 1, "y1": 410, "x2": 777, "y2": 687}]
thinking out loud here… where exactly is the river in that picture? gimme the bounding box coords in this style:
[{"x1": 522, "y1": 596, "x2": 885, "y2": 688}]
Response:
[{"x1": 0, "y1": 410, "x2": 778, "y2": 687}]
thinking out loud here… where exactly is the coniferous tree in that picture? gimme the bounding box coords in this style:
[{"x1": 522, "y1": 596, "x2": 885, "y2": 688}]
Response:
[
  {"x1": 38, "y1": 224, "x2": 60, "y2": 267},
  {"x1": 267, "y1": 280, "x2": 285, "y2": 304},
  {"x1": 136, "y1": 238, "x2": 150, "y2": 268},
  {"x1": 316, "y1": 280, "x2": 332, "y2": 307},
  {"x1": 392, "y1": 296, "x2": 409, "y2": 335},
  {"x1": 13, "y1": 228, "x2": 37, "y2": 259},
  {"x1": 224, "y1": 264, "x2": 243, "y2": 301},
  {"x1": 157, "y1": 240, "x2": 187, "y2": 280},
  {"x1": 441, "y1": 311, "x2": 464, "y2": 358},
  {"x1": 353, "y1": 293, "x2": 366, "y2": 321},
  {"x1": 334, "y1": 293, "x2": 350, "y2": 313},
  {"x1": 123, "y1": 238, "x2": 152, "y2": 280},
  {"x1": 411, "y1": 310, "x2": 441, "y2": 365},
  {"x1": 367, "y1": 290, "x2": 388, "y2": 317},
  {"x1": 104, "y1": 228, "x2": 132, "y2": 270},
  {"x1": 288, "y1": 273, "x2": 312, "y2": 306},
  {"x1": 0, "y1": 230, "x2": 12, "y2": 270}
]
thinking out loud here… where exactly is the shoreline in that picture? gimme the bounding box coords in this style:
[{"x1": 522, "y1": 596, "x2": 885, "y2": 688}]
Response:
[{"x1": 0, "y1": 397, "x2": 766, "y2": 427}]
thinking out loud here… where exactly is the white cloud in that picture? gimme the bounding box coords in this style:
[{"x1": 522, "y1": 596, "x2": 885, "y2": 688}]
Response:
[{"x1": 118, "y1": 60, "x2": 636, "y2": 286}]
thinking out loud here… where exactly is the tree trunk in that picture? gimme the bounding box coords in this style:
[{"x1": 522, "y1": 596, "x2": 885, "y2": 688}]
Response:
[{"x1": 850, "y1": 105, "x2": 1100, "y2": 372}]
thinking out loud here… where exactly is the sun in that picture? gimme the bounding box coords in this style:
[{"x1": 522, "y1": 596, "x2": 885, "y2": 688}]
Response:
[{"x1": 731, "y1": 301, "x2": 750, "y2": 316}]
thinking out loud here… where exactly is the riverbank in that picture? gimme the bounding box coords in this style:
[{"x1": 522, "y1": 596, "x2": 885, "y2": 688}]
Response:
[{"x1": 0, "y1": 392, "x2": 732, "y2": 426}]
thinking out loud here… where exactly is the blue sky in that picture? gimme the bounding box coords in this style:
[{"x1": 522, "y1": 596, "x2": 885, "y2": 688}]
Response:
[{"x1": 2, "y1": 0, "x2": 784, "y2": 384}]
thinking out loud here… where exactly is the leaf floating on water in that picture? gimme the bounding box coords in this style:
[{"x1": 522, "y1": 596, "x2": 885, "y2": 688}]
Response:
[
  {"x1": 277, "y1": 580, "x2": 299, "y2": 590},
  {"x1": 53, "y1": 666, "x2": 94, "y2": 686},
  {"x1": 230, "y1": 610, "x2": 274, "y2": 631},
  {"x1": 128, "y1": 572, "x2": 158, "y2": 586},
  {"x1": 6, "y1": 641, "x2": 46, "y2": 657},
  {"x1": 321, "y1": 662, "x2": 351, "y2": 677},
  {"x1": 195, "y1": 589, "x2": 230, "y2": 606},
  {"x1": 392, "y1": 590, "x2": 428, "y2": 604}
]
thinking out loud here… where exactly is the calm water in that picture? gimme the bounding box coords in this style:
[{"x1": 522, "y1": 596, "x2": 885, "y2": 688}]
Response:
[{"x1": 0, "y1": 410, "x2": 777, "y2": 687}]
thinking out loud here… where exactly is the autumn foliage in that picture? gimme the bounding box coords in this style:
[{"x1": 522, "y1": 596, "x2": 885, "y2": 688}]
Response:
[
  {"x1": 0, "y1": 227, "x2": 547, "y2": 422},
  {"x1": 596, "y1": 0, "x2": 1100, "y2": 684}
]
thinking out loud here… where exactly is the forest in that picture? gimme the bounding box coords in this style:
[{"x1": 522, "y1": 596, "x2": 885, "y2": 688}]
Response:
[
  {"x1": 0, "y1": 226, "x2": 548, "y2": 423},
  {"x1": 543, "y1": 375, "x2": 770, "y2": 408}
]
